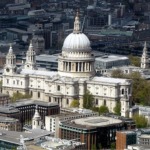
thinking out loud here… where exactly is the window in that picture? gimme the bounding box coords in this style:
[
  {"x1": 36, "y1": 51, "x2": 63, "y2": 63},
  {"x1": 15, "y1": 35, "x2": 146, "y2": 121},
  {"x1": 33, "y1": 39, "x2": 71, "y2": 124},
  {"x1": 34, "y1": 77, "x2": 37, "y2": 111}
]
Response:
[
  {"x1": 49, "y1": 97, "x2": 51, "y2": 102},
  {"x1": 30, "y1": 91, "x2": 33, "y2": 97},
  {"x1": 38, "y1": 92, "x2": 40, "y2": 98},
  {"x1": 96, "y1": 99, "x2": 98, "y2": 105},
  {"x1": 13, "y1": 80, "x2": 15, "y2": 84},
  {"x1": 17, "y1": 80, "x2": 19, "y2": 85},
  {"x1": 104, "y1": 99, "x2": 106, "y2": 106},
  {"x1": 66, "y1": 99, "x2": 69, "y2": 105},
  {"x1": 122, "y1": 89, "x2": 124, "y2": 95},
  {"x1": 57, "y1": 85, "x2": 60, "y2": 91},
  {"x1": 7, "y1": 79, "x2": 9, "y2": 84}
]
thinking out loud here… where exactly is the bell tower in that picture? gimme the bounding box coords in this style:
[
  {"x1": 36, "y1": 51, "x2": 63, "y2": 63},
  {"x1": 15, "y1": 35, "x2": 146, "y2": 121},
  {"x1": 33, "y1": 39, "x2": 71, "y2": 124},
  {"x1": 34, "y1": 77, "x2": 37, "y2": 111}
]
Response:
[
  {"x1": 141, "y1": 41, "x2": 149, "y2": 69},
  {"x1": 24, "y1": 41, "x2": 37, "y2": 70},
  {"x1": 32, "y1": 105, "x2": 42, "y2": 129},
  {"x1": 4, "y1": 44, "x2": 16, "y2": 75}
]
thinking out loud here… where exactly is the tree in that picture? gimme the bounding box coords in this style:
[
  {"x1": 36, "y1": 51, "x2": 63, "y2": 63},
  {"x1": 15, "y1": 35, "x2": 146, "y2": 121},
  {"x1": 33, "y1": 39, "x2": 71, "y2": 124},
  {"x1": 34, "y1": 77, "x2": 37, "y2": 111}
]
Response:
[
  {"x1": 99, "y1": 105, "x2": 109, "y2": 115},
  {"x1": 113, "y1": 102, "x2": 121, "y2": 116},
  {"x1": 83, "y1": 90, "x2": 94, "y2": 109},
  {"x1": 111, "y1": 69, "x2": 124, "y2": 78},
  {"x1": 91, "y1": 144, "x2": 97, "y2": 150},
  {"x1": 70, "y1": 99, "x2": 79, "y2": 108},
  {"x1": 110, "y1": 142, "x2": 116, "y2": 150},
  {"x1": 111, "y1": 71, "x2": 150, "y2": 105},
  {"x1": 133, "y1": 114, "x2": 148, "y2": 128},
  {"x1": 11, "y1": 92, "x2": 31, "y2": 103},
  {"x1": 92, "y1": 107, "x2": 100, "y2": 113},
  {"x1": 128, "y1": 55, "x2": 140, "y2": 67}
]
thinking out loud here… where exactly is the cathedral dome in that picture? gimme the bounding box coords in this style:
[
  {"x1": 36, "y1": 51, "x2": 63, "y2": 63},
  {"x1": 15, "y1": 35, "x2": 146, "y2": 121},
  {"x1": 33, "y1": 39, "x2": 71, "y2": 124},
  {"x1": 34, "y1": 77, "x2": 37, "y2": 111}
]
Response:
[
  {"x1": 63, "y1": 33, "x2": 90, "y2": 50},
  {"x1": 62, "y1": 12, "x2": 91, "y2": 51}
]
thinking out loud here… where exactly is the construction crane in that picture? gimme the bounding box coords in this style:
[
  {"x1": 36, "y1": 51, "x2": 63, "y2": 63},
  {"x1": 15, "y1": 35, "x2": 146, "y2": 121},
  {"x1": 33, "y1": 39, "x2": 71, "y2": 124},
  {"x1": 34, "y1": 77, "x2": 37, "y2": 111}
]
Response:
[{"x1": 81, "y1": 15, "x2": 86, "y2": 33}]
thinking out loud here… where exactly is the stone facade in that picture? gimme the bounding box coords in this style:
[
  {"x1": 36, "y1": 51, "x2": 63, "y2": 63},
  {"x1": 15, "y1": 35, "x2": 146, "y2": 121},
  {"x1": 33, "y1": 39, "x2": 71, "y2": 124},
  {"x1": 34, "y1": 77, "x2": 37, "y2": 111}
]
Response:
[{"x1": 2, "y1": 13, "x2": 132, "y2": 117}]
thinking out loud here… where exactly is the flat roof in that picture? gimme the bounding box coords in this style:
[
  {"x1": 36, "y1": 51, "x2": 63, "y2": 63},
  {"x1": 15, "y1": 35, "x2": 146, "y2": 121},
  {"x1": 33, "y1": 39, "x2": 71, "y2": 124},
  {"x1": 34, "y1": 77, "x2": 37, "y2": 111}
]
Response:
[
  {"x1": 0, "y1": 106, "x2": 19, "y2": 114},
  {"x1": 74, "y1": 116, "x2": 122, "y2": 127},
  {"x1": 140, "y1": 134, "x2": 150, "y2": 139},
  {"x1": 95, "y1": 55, "x2": 129, "y2": 62},
  {"x1": 11, "y1": 99, "x2": 59, "y2": 107},
  {"x1": 90, "y1": 76, "x2": 130, "y2": 84},
  {"x1": 36, "y1": 54, "x2": 59, "y2": 63},
  {"x1": 117, "y1": 130, "x2": 136, "y2": 134},
  {"x1": 20, "y1": 69, "x2": 58, "y2": 77},
  {"x1": 0, "y1": 129, "x2": 51, "y2": 145},
  {"x1": 0, "y1": 116, "x2": 19, "y2": 123},
  {"x1": 6, "y1": 28, "x2": 30, "y2": 34}
]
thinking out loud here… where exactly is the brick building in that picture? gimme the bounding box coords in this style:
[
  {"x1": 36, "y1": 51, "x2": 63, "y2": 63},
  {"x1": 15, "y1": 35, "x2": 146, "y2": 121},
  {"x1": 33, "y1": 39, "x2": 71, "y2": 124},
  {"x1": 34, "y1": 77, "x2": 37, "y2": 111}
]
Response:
[
  {"x1": 116, "y1": 131, "x2": 137, "y2": 150},
  {"x1": 59, "y1": 116, "x2": 125, "y2": 149}
]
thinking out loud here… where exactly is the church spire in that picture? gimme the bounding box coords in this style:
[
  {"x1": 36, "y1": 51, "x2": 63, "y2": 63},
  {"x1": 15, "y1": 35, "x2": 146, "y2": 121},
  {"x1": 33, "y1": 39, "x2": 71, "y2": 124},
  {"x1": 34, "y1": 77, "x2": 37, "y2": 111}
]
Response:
[
  {"x1": 8, "y1": 44, "x2": 13, "y2": 53},
  {"x1": 32, "y1": 105, "x2": 42, "y2": 129},
  {"x1": 24, "y1": 40, "x2": 37, "y2": 70},
  {"x1": 4, "y1": 44, "x2": 16, "y2": 75},
  {"x1": 141, "y1": 41, "x2": 149, "y2": 69},
  {"x1": 73, "y1": 10, "x2": 81, "y2": 33}
]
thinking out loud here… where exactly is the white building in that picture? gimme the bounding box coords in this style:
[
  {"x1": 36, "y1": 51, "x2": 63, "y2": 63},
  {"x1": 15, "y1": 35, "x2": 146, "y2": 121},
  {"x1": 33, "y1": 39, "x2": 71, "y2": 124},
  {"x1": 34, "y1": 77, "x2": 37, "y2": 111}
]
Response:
[
  {"x1": 2, "y1": 13, "x2": 132, "y2": 117},
  {"x1": 32, "y1": 105, "x2": 42, "y2": 129}
]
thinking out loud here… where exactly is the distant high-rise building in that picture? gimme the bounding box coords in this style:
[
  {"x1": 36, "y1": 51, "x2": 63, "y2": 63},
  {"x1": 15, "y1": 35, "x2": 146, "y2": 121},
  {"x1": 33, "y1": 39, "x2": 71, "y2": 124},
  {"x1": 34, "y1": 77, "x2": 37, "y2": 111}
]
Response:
[{"x1": 15, "y1": 0, "x2": 27, "y2": 3}]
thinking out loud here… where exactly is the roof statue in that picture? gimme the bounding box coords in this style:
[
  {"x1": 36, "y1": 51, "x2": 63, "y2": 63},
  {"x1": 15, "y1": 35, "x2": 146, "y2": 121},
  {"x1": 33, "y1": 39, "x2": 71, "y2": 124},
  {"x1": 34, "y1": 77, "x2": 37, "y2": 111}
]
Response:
[{"x1": 8, "y1": 44, "x2": 13, "y2": 53}]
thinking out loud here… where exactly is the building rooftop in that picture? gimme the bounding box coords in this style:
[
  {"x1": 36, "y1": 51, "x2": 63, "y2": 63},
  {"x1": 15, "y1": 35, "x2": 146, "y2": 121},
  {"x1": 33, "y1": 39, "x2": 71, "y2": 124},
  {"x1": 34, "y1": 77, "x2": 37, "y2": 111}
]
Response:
[
  {"x1": 10, "y1": 99, "x2": 59, "y2": 107},
  {"x1": 0, "y1": 106, "x2": 19, "y2": 114},
  {"x1": 20, "y1": 69, "x2": 58, "y2": 77},
  {"x1": 118, "y1": 130, "x2": 136, "y2": 134},
  {"x1": 36, "y1": 54, "x2": 59, "y2": 63},
  {"x1": 91, "y1": 76, "x2": 130, "y2": 84},
  {"x1": 0, "y1": 116, "x2": 19, "y2": 123},
  {"x1": 0, "y1": 129, "x2": 51, "y2": 145},
  {"x1": 74, "y1": 116, "x2": 122, "y2": 127},
  {"x1": 140, "y1": 134, "x2": 150, "y2": 139},
  {"x1": 95, "y1": 54, "x2": 129, "y2": 62}
]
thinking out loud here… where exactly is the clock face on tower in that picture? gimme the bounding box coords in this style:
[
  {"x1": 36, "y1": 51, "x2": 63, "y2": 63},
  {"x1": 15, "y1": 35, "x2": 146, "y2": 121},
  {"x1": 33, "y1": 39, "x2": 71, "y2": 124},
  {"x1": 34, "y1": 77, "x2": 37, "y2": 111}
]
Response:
[{"x1": 6, "y1": 68, "x2": 9, "y2": 72}]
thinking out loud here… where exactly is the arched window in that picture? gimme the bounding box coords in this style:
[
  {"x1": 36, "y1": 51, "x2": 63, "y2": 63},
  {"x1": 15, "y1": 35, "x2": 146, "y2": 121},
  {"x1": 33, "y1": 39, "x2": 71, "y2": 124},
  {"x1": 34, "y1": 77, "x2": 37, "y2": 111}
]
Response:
[
  {"x1": 104, "y1": 99, "x2": 106, "y2": 106},
  {"x1": 30, "y1": 91, "x2": 33, "y2": 97},
  {"x1": 122, "y1": 89, "x2": 124, "y2": 95},
  {"x1": 96, "y1": 99, "x2": 98, "y2": 105},
  {"x1": 49, "y1": 97, "x2": 51, "y2": 102},
  {"x1": 38, "y1": 92, "x2": 40, "y2": 98},
  {"x1": 66, "y1": 99, "x2": 69, "y2": 105},
  {"x1": 57, "y1": 85, "x2": 60, "y2": 91}
]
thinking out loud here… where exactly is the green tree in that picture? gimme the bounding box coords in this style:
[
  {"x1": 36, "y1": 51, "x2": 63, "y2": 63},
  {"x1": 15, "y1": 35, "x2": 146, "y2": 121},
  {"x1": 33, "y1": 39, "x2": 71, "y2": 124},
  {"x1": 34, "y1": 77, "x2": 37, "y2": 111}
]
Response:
[
  {"x1": 91, "y1": 144, "x2": 97, "y2": 150},
  {"x1": 110, "y1": 142, "x2": 116, "y2": 150},
  {"x1": 70, "y1": 99, "x2": 79, "y2": 108},
  {"x1": 128, "y1": 55, "x2": 140, "y2": 67},
  {"x1": 92, "y1": 107, "x2": 99, "y2": 113},
  {"x1": 111, "y1": 71, "x2": 150, "y2": 105},
  {"x1": 11, "y1": 92, "x2": 31, "y2": 103},
  {"x1": 133, "y1": 114, "x2": 148, "y2": 128},
  {"x1": 99, "y1": 105, "x2": 109, "y2": 115},
  {"x1": 113, "y1": 102, "x2": 121, "y2": 116},
  {"x1": 111, "y1": 69, "x2": 124, "y2": 78},
  {"x1": 83, "y1": 90, "x2": 94, "y2": 109}
]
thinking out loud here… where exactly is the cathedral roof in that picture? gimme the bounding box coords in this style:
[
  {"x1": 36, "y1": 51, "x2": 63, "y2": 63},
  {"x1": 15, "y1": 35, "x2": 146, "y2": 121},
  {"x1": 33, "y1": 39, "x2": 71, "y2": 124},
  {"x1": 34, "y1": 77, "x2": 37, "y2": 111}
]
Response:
[{"x1": 62, "y1": 12, "x2": 91, "y2": 51}]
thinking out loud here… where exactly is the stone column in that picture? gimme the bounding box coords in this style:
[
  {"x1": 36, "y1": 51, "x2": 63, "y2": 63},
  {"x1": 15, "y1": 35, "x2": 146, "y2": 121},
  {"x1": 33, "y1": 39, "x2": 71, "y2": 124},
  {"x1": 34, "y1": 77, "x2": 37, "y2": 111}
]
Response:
[
  {"x1": 78, "y1": 62, "x2": 80, "y2": 72},
  {"x1": 85, "y1": 62, "x2": 87, "y2": 71}
]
